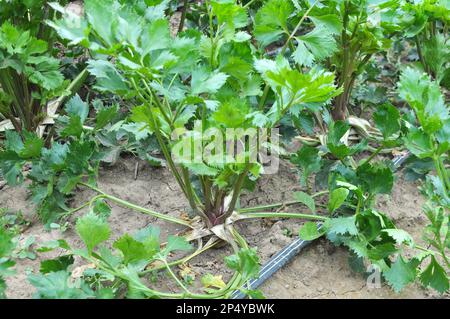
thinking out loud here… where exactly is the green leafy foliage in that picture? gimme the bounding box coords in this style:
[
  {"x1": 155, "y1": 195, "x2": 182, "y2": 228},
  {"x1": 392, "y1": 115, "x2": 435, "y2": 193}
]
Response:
[
  {"x1": 191, "y1": 69, "x2": 229, "y2": 95},
  {"x1": 0, "y1": 0, "x2": 67, "y2": 40},
  {"x1": 420, "y1": 256, "x2": 449, "y2": 293},
  {"x1": 383, "y1": 256, "x2": 417, "y2": 293},
  {"x1": 293, "y1": 191, "x2": 315, "y2": 213},
  {"x1": 421, "y1": 33, "x2": 449, "y2": 85},
  {"x1": 49, "y1": 0, "x2": 339, "y2": 228},
  {"x1": 399, "y1": 67, "x2": 448, "y2": 135},
  {"x1": 398, "y1": 1, "x2": 449, "y2": 87},
  {"x1": 0, "y1": 131, "x2": 42, "y2": 185},
  {"x1": 162, "y1": 236, "x2": 193, "y2": 256},
  {"x1": 326, "y1": 121, "x2": 367, "y2": 159},
  {"x1": 0, "y1": 22, "x2": 63, "y2": 90},
  {"x1": 114, "y1": 234, "x2": 158, "y2": 264},
  {"x1": 29, "y1": 217, "x2": 256, "y2": 299},
  {"x1": 356, "y1": 163, "x2": 394, "y2": 195},
  {"x1": 39, "y1": 255, "x2": 75, "y2": 274},
  {"x1": 76, "y1": 212, "x2": 111, "y2": 255},
  {"x1": 287, "y1": 0, "x2": 399, "y2": 120},
  {"x1": 299, "y1": 221, "x2": 325, "y2": 241},
  {"x1": 291, "y1": 84, "x2": 449, "y2": 294},
  {"x1": 0, "y1": 21, "x2": 65, "y2": 132},
  {"x1": 291, "y1": 146, "x2": 321, "y2": 186},
  {"x1": 1, "y1": 0, "x2": 447, "y2": 299},
  {"x1": 328, "y1": 188, "x2": 349, "y2": 213},
  {"x1": 0, "y1": 226, "x2": 16, "y2": 298},
  {"x1": 294, "y1": 26, "x2": 338, "y2": 67},
  {"x1": 16, "y1": 235, "x2": 36, "y2": 260},
  {"x1": 224, "y1": 248, "x2": 260, "y2": 281},
  {"x1": 28, "y1": 270, "x2": 95, "y2": 299},
  {"x1": 254, "y1": 0, "x2": 294, "y2": 47},
  {"x1": 326, "y1": 215, "x2": 358, "y2": 236},
  {"x1": 0, "y1": 95, "x2": 119, "y2": 226},
  {"x1": 373, "y1": 103, "x2": 401, "y2": 141},
  {"x1": 255, "y1": 59, "x2": 340, "y2": 124},
  {"x1": 383, "y1": 229, "x2": 414, "y2": 247}
]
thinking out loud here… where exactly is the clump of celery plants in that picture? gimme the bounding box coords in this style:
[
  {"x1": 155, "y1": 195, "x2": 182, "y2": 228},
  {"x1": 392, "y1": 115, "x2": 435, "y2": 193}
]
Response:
[
  {"x1": 253, "y1": 0, "x2": 398, "y2": 121},
  {"x1": 290, "y1": 67, "x2": 450, "y2": 294},
  {"x1": 0, "y1": 1, "x2": 87, "y2": 135},
  {"x1": 327, "y1": 0, "x2": 395, "y2": 120},
  {"x1": 397, "y1": 67, "x2": 449, "y2": 293},
  {"x1": 0, "y1": 95, "x2": 119, "y2": 225},
  {"x1": 293, "y1": 92, "x2": 449, "y2": 293},
  {"x1": 0, "y1": 0, "x2": 68, "y2": 45},
  {"x1": 399, "y1": 67, "x2": 449, "y2": 203},
  {"x1": 398, "y1": 0, "x2": 449, "y2": 87},
  {"x1": 49, "y1": 0, "x2": 338, "y2": 231},
  {"x1": 0, "y1": 22, "x2": 64, "y2": 133}
]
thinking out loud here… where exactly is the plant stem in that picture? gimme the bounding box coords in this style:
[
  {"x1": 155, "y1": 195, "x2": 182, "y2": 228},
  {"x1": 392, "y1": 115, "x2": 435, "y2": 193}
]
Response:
[
  {"x1": 161, "y1": 258, "x2": 191, "y2": 294},
  {"x1": 413, "y1": 245, "x2": 448, "y2": 269},
  {"x1": 415, "y1": 35, "x2": 428, "y2": 74},
  {"x1": 142, "y1": 80, "x2": 173, "y2": 127},
  {"x1": 181, "y1": 167, "x2": 205, "y2": 218},
  {"x1": 53, "y1": 67, "x2": 89, "y2": 112},
  {"x1": 141, "y1": 240, "x2": 219, "y2": 274},
  {"x1": 333, "y1": 0, "x2": 354, "y2": 121},
  {"x1": 226, "y1": 166, "x2": 250, "y2": 215},
  {"x1": 433, "y1": 156, "x2": 449, "y2": 196},
  {"x1": 239, "y1": 211, "x2": 327, "y2": 221},
  {"x1": 177, "y1": 0, "x2": 189, "y2": 33},
  {"x1": 205, "y1": 0, "x2": 216, "y2": 68},
  {"x1": 243, "y1": 0, "x2": 258, "y2": 8},
  {"x1": 142, "y1": 231, "x2": 248, "y2": 298},
  {"x1": 280, "y1": 0, "x2": 319, "y2": 55},
  {"x1": 0, "y1": 69, "x2": 27, "y2": 132},
  {"x1": 61, "y1": 201, "x2": 90, "y2": 218},
  {"x1": 79, "y1": 182, "x2": 192, "y2": 228},
  {"x1": 130, "y1": 79, "x2": 190, "y2": 207},
  {"x1": 361, "y1": 144, "x2": 384, "y2": 166},
  {"x1": 238, "y1": 190, "x2": 329, "y2": 212},
  {"x1": 214, "y1": 189, "x2": 225, "y2": 214},
  {"x1": 202, "y1": 177, "x2": 213, "y2": 214},
  {"x1": 438, "y1": 157, "x2": 450, "y2": 192},
  {"x1": 441, "y1": 248, "x2": 450, "y2": 269},
  {"x1": 258, "y1": 84, "x2": 270, "y2": 110}
]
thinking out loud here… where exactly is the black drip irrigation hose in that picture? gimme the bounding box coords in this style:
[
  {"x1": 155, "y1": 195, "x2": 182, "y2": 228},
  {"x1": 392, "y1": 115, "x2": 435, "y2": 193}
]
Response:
[{"x1": 231, "y1": 152, "x2": 411, "y2": 299}]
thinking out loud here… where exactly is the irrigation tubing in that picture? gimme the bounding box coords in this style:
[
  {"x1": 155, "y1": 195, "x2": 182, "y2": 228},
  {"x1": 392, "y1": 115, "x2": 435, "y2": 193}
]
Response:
[{"x1": 230, "y1": 152, "x2": 411, "y2": 299}]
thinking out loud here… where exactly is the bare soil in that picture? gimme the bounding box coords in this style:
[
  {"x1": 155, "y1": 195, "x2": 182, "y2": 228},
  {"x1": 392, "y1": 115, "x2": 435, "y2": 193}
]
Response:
[{"x1": 0, "y1": 157, "x2": 442, "y2": 299}]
